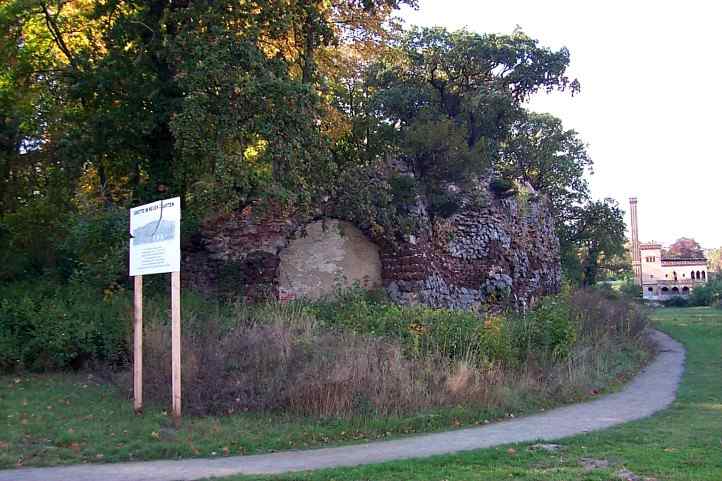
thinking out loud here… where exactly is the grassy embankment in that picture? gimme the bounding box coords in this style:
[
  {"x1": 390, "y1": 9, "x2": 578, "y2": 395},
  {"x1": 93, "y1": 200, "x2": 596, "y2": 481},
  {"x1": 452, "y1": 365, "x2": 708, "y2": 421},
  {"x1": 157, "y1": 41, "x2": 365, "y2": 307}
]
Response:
[
  {"x1": 218, "y1": 307, "x2": 722, "y2": 481},
  {"x1": 0, "y1": 290, "x2": 648, "y2": 469}
]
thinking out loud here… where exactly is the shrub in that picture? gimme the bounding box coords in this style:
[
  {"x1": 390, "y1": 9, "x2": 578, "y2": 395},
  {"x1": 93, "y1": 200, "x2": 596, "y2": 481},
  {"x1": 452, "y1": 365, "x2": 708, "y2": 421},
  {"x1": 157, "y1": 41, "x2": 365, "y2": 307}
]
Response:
[
  {"x1": 663, "y1": 296, "x2": 689, "y2": 308},
  {"x1": 0, "y1": 198, "x2": 68, "y2": 280},
  {"x1": 0, "y1": 276, "x2": 246, "y2": 372},
  {"x1": 389, "y1": 175, "x2": 419, "y2": 207},
  {"x1": 59, "y1": 206, "x2": 129, "y2": 289},
  {"x1": 689, "y1": 280, "x2": 722, "y2": 306},
  {"x1": 0, "y1": 281, "x2": 130, "y2": 371},
  {"x1": 619, "y1": 280, "x2": 642, "y2": 299},
  {"x1": 309, "y1": 289, "x2": 513, "y2": 364},
  {"x1": 489, "y1": 178, "x2": 516, "y2": 197},
  {"x1": 509, "y1": 294, "x2": 577, "y2": 361}
]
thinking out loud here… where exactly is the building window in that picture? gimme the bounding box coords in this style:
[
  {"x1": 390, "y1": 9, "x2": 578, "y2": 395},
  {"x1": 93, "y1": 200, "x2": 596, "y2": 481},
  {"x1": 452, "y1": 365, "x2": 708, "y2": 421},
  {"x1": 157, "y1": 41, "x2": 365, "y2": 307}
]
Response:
[
  {"x1": 691, "y1": 270, "x2": 695, "y2": 279},
  {"x1": 647, "y1": 287, "x2": 653, "y2": 292},
  {"x1": 702, "y1": 271, "x2": 706, "y2": 280}
]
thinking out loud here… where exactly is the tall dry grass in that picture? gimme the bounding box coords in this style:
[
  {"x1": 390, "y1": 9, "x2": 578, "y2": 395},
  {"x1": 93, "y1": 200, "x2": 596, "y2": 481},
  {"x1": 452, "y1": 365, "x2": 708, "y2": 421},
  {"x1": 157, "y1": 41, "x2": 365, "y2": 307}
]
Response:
[{"x1": 120, "y1": 288, "x2": 650, "y2": 418}]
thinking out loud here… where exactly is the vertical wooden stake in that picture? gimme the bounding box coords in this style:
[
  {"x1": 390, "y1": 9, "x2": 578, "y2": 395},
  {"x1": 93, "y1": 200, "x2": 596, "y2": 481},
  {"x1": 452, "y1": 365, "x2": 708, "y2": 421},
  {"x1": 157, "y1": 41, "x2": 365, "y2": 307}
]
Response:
[
  {"x1": 171, "y1": 270, "x2": 182, "y2": 421},
  {"x1": 133, "y1": 275, "x2": 143, "y2": 414}
]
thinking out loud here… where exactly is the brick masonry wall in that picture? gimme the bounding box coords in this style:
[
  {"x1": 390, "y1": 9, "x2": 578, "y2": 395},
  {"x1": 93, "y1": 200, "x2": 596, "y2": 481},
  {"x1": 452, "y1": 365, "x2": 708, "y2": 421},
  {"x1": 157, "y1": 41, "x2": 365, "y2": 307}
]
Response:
[
  {"x1": 382, "y1": 189, "x2": 561, "y2": 311},
  {"x1": 186, "y1": 180, "x2": 561, "y2": 311}
]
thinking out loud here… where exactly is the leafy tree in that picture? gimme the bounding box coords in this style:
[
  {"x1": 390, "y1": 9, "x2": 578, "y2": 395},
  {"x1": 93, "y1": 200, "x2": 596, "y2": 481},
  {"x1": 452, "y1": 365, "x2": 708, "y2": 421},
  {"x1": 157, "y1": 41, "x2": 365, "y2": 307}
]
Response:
[
  {"x1": 563, "y1": 198, "x2": 626, "y2": 286},
  {"x1": 498, "y1": 111, "x2": 592, "y2": 219},
  {"x1": 707, "y1": 247, "x2": 722, "y2": 274},
  {"x1": 367, "y1": 27, "x2": 577, "y2": 213},
  {"x1": 665, "y1": 237, "x2": 704, "y2": 259}
]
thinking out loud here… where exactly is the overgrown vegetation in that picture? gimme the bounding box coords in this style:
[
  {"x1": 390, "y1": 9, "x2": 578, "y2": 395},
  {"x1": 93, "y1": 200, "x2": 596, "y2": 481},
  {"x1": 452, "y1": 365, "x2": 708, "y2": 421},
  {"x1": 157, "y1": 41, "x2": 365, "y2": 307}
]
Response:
[
  {"x1": 0, "y1": 288, "x2": 651, "y2": 467},
  {"x1": 1, "y1": 283, "x2": 649, "y2": 416},
  {"x1": 112, "y1": 288, "x2": 648, "y2": 419},
  {"x1": 219, "y1": 307, "x2": 722, "y2": 481},
  {"x1": 660, "y1": 279, "x2": 722, "y2": 308}
]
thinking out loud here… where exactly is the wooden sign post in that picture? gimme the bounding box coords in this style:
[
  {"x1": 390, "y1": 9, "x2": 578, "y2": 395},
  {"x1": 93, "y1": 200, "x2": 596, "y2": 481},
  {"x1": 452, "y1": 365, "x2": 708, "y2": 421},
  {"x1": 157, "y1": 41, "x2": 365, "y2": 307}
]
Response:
[
  {"x1": 171, "y1": 270, "x2": 181, "y2": 419},
  {"x1": 133, "y1": 275, "x2": 143, "y2": 413},
  {"x1": 129, "y1": 197, "x2": 182, "y2": 420}
]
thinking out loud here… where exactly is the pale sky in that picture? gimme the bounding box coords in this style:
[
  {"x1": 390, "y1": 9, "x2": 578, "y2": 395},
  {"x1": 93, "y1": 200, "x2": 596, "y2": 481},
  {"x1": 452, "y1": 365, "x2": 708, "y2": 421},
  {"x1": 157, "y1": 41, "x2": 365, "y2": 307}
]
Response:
[{"x1": 400, "y1": 0, "x2": 721, "y2": 248}]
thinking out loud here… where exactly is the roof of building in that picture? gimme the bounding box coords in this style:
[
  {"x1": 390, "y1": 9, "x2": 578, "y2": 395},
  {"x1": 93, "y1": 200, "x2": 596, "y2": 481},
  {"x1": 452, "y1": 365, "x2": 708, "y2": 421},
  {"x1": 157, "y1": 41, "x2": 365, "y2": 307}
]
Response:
[{"x1": 640, "y1": 238, "x2": 707, "y2": 263}]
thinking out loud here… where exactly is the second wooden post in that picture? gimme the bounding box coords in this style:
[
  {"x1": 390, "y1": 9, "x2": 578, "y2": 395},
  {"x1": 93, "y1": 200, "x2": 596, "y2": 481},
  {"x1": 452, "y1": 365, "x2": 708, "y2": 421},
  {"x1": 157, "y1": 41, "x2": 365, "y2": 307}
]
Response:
[{"x1": 171, "y1": 270, "x2": 182, "y2": 421}]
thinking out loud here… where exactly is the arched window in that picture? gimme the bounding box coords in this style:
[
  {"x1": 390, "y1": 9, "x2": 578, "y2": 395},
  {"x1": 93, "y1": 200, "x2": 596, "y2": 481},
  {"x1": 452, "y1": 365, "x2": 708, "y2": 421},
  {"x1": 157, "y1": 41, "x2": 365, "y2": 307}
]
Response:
[
  {"x1": 672, "y1": 287, "x2": 680, "y2": 294},
  {"x1": 661, "y1": 287, "x2": 669, "y2": 292},
  {"x1": 682, "y1": 286, "x2": 690, "y2": 294},
  {"x1": 691, "y1": 270, "x2": 695, "y2": 279},
  {"x1": 648, "y1": 287, "x2": 653, "y2": 292},
  {"x1": 697, "y1": 271, "x2": 701, "y2": 280},
  {"x1": 702, "y1": 271, "x2": 706, "y2": 280}
]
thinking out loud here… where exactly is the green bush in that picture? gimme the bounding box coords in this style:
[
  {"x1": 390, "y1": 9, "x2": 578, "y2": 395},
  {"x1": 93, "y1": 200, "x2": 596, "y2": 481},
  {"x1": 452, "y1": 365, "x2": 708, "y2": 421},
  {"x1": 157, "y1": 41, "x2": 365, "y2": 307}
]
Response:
[
  {"x1": 310, "y1": 289, "x2": 581, "y2": 366},
  {"x1": 619, "y1": 280, "x2": 642, "y2": 299},
  {"x1": 0, "y1": 198, "x2": 68, "y2": 281},
  {"x1": 309, "y1": 289, "x2": 505, "y2": 362},
  {"x1": 59, "y1": 206, "x2": 129, "y2": 289},
  {"x1": 389, "y1": 175, "x2": 419, "y2": 207},
  {"x1": 0, "y1": 281, "x2": 131, "y2": 371},
  {"x1": 489, "y1": 178, "x2": 515, "y2": 196},
  {"x1": 689, "y1": 280, "x2": 722, "y2": 306},
  {"x1": 663, "y1": 296, "x2": 689, "y2": 308},
  {"x1": 508, "y1": 294, "x2": 577, "y2": 362}
]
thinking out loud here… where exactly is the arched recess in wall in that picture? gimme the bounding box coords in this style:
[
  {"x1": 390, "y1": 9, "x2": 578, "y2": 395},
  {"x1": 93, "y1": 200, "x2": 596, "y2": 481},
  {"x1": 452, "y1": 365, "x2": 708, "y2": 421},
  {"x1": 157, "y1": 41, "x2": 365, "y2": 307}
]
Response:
[
  {"x1": 682, "y1": 286, "x2": 690, "y2": 294},
  {"x1": 672, "y1": 287, "x2": 680, "y2": 294},
  {"x1": 277, "y1": 219, "x2": 382, "y2": 300},
  {"x1": 702, "y1": 271, "x2": 706, "y2": 280}
]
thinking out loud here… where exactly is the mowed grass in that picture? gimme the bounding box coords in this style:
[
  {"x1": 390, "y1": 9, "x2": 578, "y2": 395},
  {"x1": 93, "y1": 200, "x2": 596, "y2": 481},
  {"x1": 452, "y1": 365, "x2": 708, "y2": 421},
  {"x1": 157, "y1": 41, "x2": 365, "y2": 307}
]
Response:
[
  {"x1": 214, "y1": 307, "x2": 722, "y2": 481},
  {"x1": 0, "y1": 376, "x2": 517, "y2": 468}
]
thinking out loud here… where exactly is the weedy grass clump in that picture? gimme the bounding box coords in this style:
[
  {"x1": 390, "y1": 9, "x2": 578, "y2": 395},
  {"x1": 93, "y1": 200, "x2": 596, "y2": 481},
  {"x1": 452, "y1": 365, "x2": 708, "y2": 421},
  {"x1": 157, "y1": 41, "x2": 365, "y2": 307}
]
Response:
[{"x1": 128, "y1": 287, "x2": 651, "y2": 418}]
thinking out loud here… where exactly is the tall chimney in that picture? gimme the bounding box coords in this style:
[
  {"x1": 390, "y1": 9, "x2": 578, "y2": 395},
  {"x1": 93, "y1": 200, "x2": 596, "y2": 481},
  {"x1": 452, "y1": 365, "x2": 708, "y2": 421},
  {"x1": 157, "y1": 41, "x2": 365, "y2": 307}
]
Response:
[{"x1": 629, "y1": 197, "x2": 642, "y2": 285}]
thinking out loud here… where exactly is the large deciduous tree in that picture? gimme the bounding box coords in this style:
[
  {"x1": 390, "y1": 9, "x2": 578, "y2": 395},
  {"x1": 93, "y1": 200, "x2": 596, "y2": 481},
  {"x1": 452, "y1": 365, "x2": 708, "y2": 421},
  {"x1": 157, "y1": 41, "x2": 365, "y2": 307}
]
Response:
[
  {"x1": 498, "y1": 111, "x2": 592, "y2": 219},
  {"x1": 366, "y1": 27, "x2": 578, "y2": 212},
  {"x1": 563, "y1": 198, "x2": 626, "y2": 286}
]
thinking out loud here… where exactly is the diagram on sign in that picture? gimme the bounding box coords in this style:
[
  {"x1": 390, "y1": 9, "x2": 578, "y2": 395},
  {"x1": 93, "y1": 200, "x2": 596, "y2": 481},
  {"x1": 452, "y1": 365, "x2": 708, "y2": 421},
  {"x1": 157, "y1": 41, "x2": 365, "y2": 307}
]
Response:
[{"x1": 129, "y1": 197, "x2": 181, "y2": 276}]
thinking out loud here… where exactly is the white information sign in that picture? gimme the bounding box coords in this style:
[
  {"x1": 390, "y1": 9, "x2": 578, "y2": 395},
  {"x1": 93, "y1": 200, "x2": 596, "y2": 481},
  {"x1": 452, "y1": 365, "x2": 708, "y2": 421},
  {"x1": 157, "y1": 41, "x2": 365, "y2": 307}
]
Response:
[{"x1": 129, "y1": 197, "x2": 181, "y2": 276}]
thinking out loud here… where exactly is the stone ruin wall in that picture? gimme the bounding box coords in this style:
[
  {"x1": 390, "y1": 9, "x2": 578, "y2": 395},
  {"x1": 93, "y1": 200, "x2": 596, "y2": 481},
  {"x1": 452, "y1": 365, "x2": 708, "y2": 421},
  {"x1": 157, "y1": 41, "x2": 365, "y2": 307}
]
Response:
[
  {"x1": 185, "y1": 181, "x2": 561, "y2": 311},
  {"x1": 382, "y1": 192, "x2": 561, "y2": 311}
]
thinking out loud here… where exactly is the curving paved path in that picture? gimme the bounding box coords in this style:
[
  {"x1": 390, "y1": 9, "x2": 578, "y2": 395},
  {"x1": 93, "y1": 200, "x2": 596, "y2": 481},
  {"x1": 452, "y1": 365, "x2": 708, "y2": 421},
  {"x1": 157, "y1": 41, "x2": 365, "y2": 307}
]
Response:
[{"x1": 0, "y1": 329, "x2": 685, "y2": 481}]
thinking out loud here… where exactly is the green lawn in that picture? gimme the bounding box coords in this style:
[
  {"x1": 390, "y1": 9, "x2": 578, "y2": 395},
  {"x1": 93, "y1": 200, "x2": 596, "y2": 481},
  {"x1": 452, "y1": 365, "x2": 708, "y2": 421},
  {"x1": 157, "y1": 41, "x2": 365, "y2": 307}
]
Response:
[{"x1": 215, "y1": 307, "x2": 722, "y2": 481}]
